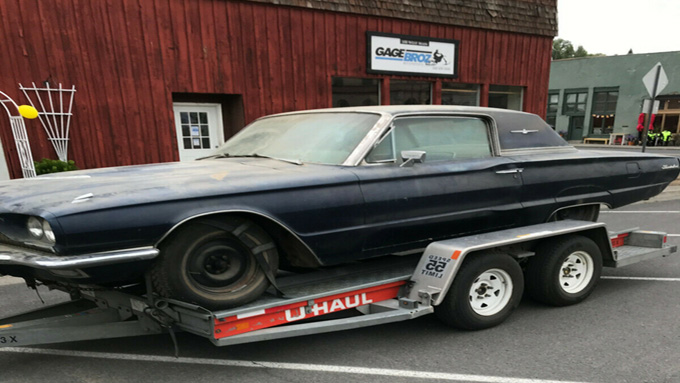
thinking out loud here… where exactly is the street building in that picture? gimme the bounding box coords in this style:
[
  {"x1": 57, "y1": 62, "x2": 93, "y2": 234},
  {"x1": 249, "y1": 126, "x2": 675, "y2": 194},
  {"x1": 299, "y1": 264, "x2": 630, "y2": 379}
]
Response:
[
  {"x1": 548, "y1": 51, "x2": 680, "y2": 144},
  {"x1": 0, "y1": 0, "x2": 557, "y2": 178}
]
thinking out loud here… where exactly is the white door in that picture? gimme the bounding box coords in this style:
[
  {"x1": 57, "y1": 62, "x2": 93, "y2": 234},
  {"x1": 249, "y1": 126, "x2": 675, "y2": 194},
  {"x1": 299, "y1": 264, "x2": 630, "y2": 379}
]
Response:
[{"x1": 173, "y1": 103, "x2": 225, "y2": 161}]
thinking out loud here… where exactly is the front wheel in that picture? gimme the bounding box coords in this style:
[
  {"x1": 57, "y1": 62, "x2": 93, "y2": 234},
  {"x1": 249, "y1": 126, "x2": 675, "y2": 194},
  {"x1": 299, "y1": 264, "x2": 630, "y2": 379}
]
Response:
[
  {"x1": 151, "y1": 217, "x2": 279, "y2": 309},
  {"x1": 434, "y1": 253, "x2": 524, "y2": 330},
  {"x1": 524, "y1": 235, "x2": 602, "y2": 306}
]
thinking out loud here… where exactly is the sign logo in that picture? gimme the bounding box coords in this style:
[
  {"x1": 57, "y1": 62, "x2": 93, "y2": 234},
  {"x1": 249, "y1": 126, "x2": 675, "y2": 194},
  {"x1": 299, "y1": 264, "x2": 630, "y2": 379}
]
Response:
[{"x1": 368, "y1": 32, "x2": 458, "y2": 77}]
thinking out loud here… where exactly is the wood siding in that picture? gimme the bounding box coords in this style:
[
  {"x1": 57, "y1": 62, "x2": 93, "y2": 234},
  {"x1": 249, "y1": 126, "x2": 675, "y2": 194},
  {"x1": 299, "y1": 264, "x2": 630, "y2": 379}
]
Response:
[{"x1": 0, "y1": 0, "x2": 553, "y2": 178}]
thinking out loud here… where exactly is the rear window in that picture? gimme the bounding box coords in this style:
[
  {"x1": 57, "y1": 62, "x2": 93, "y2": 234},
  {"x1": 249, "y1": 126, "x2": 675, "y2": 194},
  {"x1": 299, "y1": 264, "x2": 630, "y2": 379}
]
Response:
[{"x1": 497, "y1": 113, "x2": 569, "y2": 150}]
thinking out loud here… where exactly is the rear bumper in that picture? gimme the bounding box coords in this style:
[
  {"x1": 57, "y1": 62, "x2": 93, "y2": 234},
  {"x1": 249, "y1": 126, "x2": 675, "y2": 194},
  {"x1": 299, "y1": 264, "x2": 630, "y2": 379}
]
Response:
[{"x1": 0, "y1": 244, "x2": 159, "y2": 270}]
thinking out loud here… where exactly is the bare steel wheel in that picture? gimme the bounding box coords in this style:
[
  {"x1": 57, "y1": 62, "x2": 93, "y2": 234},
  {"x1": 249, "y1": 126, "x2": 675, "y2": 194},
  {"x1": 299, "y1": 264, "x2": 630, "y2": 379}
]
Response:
[
  {"x1": 151, "y1": 217, "x2": 278, "y2": 309},
  {"x1": 468, "y1": 268, "x2": 514, "y2": 316},
  {"x1": 525, "y1": 235, "x2": 602, "y2": 306},
  {"x1": 559, "y1": 251, "x2": 594, "y2": 294},
  {"x1": 435, "y1": 252, "x2": 523, "y2": 330}
]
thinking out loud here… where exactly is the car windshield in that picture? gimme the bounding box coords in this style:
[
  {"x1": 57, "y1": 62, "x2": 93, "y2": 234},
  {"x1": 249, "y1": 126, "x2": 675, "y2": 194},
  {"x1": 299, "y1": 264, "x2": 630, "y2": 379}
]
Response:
[{"x1": 216, "y1": 112, "x2": 381, "y2": 165}]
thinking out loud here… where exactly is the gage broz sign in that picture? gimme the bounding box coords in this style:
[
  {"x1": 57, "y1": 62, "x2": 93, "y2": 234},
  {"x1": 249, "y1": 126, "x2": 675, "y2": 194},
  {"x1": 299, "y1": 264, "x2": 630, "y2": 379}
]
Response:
[{"x1": 367, "y1": 32, "x2": 459, "y2": 77}]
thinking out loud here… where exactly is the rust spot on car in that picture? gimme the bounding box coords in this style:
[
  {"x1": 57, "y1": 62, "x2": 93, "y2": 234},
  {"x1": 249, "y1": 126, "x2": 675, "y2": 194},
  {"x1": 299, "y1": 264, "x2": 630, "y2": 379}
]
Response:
[{"x1": 210, "y1": 172, "x2": 229, "y2": 181}]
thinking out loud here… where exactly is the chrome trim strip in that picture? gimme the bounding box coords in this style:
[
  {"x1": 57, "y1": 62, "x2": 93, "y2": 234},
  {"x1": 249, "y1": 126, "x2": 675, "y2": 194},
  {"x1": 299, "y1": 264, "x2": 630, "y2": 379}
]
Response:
[
  {"x1": 343, "y1": 112, "x2": 393, "y2": 166},
  {"x1": 495, "y1": 168, "x2": 523, "y2": 174},
  {"x1": 500, "y1": 146, "x2": 577, "y2": 156},
  {"x1": 0, "y1": 245, "x2": 159, "y2": 270}
]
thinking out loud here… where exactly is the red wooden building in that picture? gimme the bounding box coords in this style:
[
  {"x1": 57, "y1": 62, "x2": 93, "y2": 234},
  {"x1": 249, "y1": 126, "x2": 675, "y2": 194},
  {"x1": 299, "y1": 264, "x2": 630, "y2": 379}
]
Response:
[{"x1": 0, "y1": 0, "x2": 557, "y2": 178}]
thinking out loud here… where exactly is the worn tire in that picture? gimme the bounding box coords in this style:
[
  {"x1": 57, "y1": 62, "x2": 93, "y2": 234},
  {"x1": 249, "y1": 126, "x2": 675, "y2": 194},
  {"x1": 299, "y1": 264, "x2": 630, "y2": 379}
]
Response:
[
  {"x1": 435, "y1": 253, "x2": 523, "y2": 331},
  {"x1": 525, "y1": 235, "x2": 602, "y2": 306},
  {"x1": 151, "y1": 217, "x2": 278, "y2": 309},
  {"x1": 552, "y1": 205, "x2": 600, "y2": 222}
]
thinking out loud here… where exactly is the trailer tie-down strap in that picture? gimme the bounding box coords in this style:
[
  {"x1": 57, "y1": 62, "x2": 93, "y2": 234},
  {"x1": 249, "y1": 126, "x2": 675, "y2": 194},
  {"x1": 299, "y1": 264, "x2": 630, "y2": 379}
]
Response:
[
  {"x1": 252, "y1": 242, "x2": 285, "y2": 297},
  {"x1": 199, "y1": 219, "x2": 286, "y2": 298}
]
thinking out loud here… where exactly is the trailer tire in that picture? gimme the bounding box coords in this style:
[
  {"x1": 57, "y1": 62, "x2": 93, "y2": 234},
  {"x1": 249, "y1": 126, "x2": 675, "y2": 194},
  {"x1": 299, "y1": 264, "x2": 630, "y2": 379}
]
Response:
[
  {"x1": 435, "y1": 253, "x2": 523, "y2": 330},
  {"x1": 525, "y1": 235, "x2": 602, "y2": 306},
  {"x1": 151, "y1": 218, "x2": 278, "y2": 310}
]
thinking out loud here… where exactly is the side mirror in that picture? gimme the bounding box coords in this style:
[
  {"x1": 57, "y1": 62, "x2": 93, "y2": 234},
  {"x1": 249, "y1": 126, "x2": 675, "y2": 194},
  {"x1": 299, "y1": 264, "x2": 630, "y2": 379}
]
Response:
[{"x1": 400, "y1": 150, "x2": 426, "y2": 168}]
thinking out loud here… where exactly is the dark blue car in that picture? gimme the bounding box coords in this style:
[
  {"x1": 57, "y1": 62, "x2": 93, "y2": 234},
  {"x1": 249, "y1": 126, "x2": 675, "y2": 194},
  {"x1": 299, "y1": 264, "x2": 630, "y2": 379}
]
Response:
[{"x1": 0, "y1": 106, "x2": 678, "y2": 309}]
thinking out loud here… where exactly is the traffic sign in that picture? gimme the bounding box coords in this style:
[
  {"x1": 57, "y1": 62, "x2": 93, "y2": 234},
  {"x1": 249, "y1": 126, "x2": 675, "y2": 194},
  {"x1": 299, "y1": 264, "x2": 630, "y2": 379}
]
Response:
[{"x1": 642, "y1": 62, "x2": 668, "y2": 98}]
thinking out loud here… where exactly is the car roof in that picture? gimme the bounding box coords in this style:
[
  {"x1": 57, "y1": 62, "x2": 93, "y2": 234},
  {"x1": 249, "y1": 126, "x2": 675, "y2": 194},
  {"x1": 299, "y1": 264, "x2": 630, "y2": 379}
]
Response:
[
  {"x1": 263, "y1": 105, "x2": 569, "y2": 151},
  {"x1": 274, "y1": 105, "x2": 534, "y2": 119}
]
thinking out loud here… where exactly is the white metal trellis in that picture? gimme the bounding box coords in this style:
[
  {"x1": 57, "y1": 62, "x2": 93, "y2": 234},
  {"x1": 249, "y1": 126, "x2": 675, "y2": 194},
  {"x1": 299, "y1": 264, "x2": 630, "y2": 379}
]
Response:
[
  {"x1": 19, "y1": 82, "x2": 76, "y2": 162},
  {"x1": 0, "y1": 91, "x2": 37, "y2": 178}
]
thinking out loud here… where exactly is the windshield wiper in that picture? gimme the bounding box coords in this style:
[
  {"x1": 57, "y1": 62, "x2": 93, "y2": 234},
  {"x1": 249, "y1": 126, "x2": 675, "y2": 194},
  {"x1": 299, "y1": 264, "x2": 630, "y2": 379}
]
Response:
[
  {"x1": 196, "y1": 153, "x2": 229, "y2": 160},
  {"x1": 210, "y1": 153, "x2": 302, "y2": 165}
]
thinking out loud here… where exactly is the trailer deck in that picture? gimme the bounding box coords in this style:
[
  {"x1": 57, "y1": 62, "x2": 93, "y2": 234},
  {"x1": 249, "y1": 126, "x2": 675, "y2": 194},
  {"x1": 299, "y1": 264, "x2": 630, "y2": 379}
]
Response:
[{"x1": 1, "y1": 220, "x2": 676, "y2": 350}]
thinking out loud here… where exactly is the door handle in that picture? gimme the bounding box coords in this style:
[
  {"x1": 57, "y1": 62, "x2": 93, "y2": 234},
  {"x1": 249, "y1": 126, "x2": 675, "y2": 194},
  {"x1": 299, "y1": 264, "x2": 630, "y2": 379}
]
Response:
[{"x1": 495, "y1": 168, "x2": 523, "y2": 174}]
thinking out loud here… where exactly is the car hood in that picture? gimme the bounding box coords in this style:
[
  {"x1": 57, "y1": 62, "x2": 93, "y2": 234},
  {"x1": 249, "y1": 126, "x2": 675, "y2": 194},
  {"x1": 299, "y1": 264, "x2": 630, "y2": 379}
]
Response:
[{"x1": 0, "y1": 158, "x2": 356, "y2": 216}]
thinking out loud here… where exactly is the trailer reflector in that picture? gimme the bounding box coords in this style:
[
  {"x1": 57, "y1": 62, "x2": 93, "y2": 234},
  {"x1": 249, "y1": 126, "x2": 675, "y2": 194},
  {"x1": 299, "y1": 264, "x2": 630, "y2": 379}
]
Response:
[{"x1": 610, "y1": 233, "x2": 629, "y2": 248}]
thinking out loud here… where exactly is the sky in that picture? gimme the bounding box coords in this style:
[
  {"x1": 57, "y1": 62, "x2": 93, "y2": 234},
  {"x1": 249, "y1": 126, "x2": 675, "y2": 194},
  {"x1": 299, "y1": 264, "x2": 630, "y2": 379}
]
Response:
[{"x1": 557, "y1": 0, "x2": 680, "y2": 56}]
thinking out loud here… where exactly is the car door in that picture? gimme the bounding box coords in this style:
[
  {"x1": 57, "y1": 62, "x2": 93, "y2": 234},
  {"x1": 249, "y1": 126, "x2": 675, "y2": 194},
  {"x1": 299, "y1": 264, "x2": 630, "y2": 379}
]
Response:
[{"x1": 347, "y1": 115, "x2": 524, "y2": 256}]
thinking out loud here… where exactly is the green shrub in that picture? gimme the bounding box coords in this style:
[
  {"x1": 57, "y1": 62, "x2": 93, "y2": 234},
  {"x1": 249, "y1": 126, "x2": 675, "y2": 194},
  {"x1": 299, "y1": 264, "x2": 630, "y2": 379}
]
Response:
[{"x1": 34, "y1": 158, "x2": 78, "y2": 175}]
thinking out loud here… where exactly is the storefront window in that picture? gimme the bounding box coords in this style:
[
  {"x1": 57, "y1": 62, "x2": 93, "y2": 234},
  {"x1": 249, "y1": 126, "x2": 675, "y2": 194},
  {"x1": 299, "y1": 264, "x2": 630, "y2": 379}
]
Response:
[
  {"x1": 562, "y1": 89, "x2": 588, "y2": 115},
  {"x1": 655, "y1": 97, "x2": 680, "y2": 134},
  {"x1": 546, "y1": 92, "x2": 559, "y2": 129},
  {"x1": 332, "y1": 77, "x2": 380, "y2": 107},
  {"x1": 590, "y1": 88, "x2": 618, "y2": 134},
  {"x1": 669, "y1": 99, "x2": 680, "y2": 110},
  {"x1": 390, "y1": 80, "x2": 431, "y2": 105},
  {"x1": 442, "y1": 83, "x2": 479, "y2": 106},
  {"x1": 489, "y1": 85, "x2": 523, "y2": 110}
]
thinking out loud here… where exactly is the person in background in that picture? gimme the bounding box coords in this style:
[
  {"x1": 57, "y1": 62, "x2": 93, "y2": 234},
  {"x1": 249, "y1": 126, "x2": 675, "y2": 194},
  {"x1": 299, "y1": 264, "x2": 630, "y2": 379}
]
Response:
[
  {"x1": 661, "y1": 129, "x2": 672, "y2": 146},
  {"x1": 636, "y1": 113, "x2": 645, "y2": 143}
]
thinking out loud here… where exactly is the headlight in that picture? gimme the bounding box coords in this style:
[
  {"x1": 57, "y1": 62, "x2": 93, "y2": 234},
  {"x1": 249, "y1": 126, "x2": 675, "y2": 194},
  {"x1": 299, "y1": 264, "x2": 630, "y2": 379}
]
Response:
[
  {"x1": 26, "y1": 216, "x2": 56, "y2": 244},
  {"x1": 42, "y1": 220, "x2": 56, "y2": 243},
  {"x1": 27, "y1": 217, "x2": 44, "y2": 238}
]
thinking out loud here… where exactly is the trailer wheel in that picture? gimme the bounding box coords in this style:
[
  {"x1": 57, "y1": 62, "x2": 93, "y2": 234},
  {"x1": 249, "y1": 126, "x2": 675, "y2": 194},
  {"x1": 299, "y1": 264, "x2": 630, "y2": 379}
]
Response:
[
  {"x1": 525, "y1": 235, "x2": 602, "y2": 306},
  {"x1": 435, "y1": 253, "x2": 523, "y2": 330},
  {"x1": 151, "y1": 218, "x2": 278, "y2": 310}
]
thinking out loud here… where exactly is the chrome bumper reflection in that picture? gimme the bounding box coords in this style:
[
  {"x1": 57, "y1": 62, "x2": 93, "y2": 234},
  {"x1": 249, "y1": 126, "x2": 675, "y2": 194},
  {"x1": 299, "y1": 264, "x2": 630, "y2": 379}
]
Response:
[{"x1": 0, "y1": 244, "x2": 159, "y2": 270}]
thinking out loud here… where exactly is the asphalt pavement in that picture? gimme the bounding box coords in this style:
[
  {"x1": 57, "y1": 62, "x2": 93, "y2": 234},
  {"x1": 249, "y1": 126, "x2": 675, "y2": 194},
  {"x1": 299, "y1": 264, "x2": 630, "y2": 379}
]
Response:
[{"x1": 2, "y1": 193, "x2": 680, "y2": 383}]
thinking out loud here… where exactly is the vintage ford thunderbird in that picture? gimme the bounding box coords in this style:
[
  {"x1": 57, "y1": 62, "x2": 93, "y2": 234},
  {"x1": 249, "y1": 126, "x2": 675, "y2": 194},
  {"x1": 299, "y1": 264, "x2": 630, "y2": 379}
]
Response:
[{"x1": 0, "y1": 106, "x2": 678, "y2": 308}]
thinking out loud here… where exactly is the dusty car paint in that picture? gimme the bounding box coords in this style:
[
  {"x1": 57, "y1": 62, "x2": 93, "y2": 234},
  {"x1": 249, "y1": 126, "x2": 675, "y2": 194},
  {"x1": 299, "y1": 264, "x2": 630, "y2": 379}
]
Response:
[{"x1": 0, "y1": 106, "x2": 678, "y2": 288}]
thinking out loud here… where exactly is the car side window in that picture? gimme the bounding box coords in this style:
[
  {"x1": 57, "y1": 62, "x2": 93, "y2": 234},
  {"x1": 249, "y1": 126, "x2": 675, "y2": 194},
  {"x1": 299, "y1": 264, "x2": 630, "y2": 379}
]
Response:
[
  {"x1": 367, "y1": 116, "x2": 492, "y2": 164},
  {"x1": 365, "y1": 130, "x2": 396, "y2": 163}
]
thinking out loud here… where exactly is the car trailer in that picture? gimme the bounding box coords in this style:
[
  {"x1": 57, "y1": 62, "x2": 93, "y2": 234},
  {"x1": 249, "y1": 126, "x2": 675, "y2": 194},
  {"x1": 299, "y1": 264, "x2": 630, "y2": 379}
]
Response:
[{"x1": 1, "y1": 220, "x2": 677, "y2": 351}]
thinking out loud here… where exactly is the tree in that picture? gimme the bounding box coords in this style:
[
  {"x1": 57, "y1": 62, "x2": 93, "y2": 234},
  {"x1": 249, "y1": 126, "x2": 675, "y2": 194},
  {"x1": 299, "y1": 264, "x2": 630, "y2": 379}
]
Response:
[{"x1": 552, "y1": 38, "x2": 591, "y2": 60}]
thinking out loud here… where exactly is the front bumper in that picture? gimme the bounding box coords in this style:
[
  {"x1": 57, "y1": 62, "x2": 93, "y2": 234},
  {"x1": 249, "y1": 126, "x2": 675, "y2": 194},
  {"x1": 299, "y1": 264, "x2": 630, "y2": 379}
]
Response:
[{"x1": 0, "y1": 244, "x2": 159, "y2": 270}]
